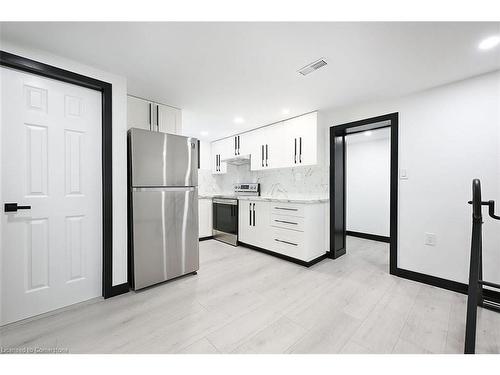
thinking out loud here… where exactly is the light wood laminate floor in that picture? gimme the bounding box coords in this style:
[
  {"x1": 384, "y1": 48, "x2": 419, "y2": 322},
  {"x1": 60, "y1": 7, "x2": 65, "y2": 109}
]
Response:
[{"x1": 1, "y1": 237, "x2": 499, "y2": 354}]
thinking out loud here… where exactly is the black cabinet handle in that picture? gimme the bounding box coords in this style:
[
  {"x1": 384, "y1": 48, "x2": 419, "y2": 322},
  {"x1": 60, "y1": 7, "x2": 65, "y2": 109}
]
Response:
[
  {"x1": 261, "y1": 145, "x2": 264, "y2": 167},
  {"x1": 249, "y1": 202, "x2": 252, "y2": 226},
  {"x1": 235, "y1": 136, "x2": 237, "y2": 155},
  {"x1": 294, "y1": 138, "x2": 297, "y2": 164},
  {"x1": 274, "y1": 239, "x2": 298, "y2": 246},
  {"x1": 274, "y1": 219, "x2": 298, "y2": 225},
  {"x1": 149, "y1": 103, "x2": 152, "y2": 130},
  {"x1": 265, "y1": 144, "x2": 268, "y2": 167},
  {"x1": 299, "y1": 137, "x2": 302, "y2": 163},
  {"x1": 252, "y1": 203, "x2": 256, "y2": 226},
  {"x1": 5, "y1": 203, "x2": 31, "y2": 212},
  {"x1": 274, "y1": 207, "x2": 298, "y2": 211},
  {"x1": 237, "y1": 136, "x2": 240, "y2": 155},
  {"x1": 156, "y1": 104, "x2": 159, "y2": 131}
]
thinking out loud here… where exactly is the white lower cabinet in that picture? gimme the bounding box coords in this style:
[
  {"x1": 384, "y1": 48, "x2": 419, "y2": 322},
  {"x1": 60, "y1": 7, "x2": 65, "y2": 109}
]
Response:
[
  {"x1": 238, "y1": 200, "x2": 326, "y2": 263},
  {"x1": 238, "y1": 200, "x2": 270, "y2": 249},
  {"x1": 198, "y1": 198, "x2": 213, "y2": 238}
]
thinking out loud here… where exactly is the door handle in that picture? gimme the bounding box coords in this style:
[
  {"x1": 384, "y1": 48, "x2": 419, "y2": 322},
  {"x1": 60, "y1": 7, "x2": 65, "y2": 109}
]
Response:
[
  {"x1": 5, "y1": 203, "x2": 31, "y2": 212},
  {"x1": 252, "y1": 203, "x2": 256, "y2": 226}
]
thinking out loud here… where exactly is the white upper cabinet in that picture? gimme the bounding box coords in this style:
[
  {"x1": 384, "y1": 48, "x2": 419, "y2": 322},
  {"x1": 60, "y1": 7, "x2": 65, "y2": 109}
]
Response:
[
  {"x1": 127, "y1": 95, "x2": 182, "y2": 135},
  {"x1": 211, "y1": 139, "x2": 227, "y2": 174},
  {"x1": 127, "y1": 96, "x2": 153, "y2": 131},
  {"x1": 210, "y1": 111, "x2": 319, "y2": 175},
  {"x1": 283, "y1": 111, "x2": 318, "y2": 167},
  {"x1": 157, "y1": 103, "x2": 182, "y2": 134}
]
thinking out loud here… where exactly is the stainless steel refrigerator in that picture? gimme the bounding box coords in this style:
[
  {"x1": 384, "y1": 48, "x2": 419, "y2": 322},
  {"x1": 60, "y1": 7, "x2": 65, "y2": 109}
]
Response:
[{"x1": 128, "y1": 128, "x2": 199, "y2": 290}]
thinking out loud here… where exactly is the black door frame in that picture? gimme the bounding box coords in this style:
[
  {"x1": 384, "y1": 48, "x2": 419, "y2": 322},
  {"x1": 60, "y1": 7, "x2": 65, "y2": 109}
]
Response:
[
  {"x1": 0, "y1": 51, "x2": 129, "y2": 298},
  {"x1": 329, "y1": 112, "x2": 399, "y2": 274}
]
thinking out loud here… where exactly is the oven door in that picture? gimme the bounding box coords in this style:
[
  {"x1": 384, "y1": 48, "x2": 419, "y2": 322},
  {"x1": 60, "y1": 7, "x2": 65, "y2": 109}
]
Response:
[{"x1": 212, "y1": 198, "x2": 238, "y2": 245}]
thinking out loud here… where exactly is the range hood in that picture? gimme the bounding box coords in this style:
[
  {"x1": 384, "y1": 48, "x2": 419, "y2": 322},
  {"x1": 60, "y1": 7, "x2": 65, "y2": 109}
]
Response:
[{"x1": 221, "y1": 154, "x2": 251, "y2": 166}]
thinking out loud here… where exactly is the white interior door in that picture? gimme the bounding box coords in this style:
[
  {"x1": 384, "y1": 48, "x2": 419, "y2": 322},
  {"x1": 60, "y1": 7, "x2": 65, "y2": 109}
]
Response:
[{"x1": 1, "y1": 67, "x2": 102, "y2": 325}]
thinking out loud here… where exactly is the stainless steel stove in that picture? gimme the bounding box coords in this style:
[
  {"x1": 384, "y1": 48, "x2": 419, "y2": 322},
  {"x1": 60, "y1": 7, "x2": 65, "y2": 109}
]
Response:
[{"x1": 212, "y1": 183, "x2": 260, "y2": 246}]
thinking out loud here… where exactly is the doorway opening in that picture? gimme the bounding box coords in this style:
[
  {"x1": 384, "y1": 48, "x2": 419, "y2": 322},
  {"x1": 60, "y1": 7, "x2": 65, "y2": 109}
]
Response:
[{"x1": 329, "y1": 112, "x2": 398, "y2": 274}]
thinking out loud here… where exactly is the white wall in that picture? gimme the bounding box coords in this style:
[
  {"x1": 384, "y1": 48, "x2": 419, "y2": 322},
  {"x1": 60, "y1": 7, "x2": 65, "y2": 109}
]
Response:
[
  {"x1": 346, "y1": 129, "x2": 390, "y2": 236},
  {"x1": 1, "y1": 41, "x2": 129, "y2": 286},
  {"x1": 322, "y1": 70, "x2": 500, "y2": 285}
]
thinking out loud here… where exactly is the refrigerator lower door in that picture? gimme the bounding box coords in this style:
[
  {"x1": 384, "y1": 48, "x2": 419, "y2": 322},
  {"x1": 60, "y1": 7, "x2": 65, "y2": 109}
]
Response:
[{"x1": 131, "y1": 186, "x2": 199, "y2": 290}]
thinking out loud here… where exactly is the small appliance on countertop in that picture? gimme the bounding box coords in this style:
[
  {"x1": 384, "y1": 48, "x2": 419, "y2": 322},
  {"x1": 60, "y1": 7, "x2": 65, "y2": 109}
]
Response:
[{"x1": 212, "y1": 183, "x2": 260, "y2": 246}]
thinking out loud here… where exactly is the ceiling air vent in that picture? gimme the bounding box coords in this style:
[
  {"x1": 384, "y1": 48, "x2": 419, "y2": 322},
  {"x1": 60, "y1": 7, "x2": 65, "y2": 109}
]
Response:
[{"x1": 298, "y1": 58, "x2": 327, "y2": 76}]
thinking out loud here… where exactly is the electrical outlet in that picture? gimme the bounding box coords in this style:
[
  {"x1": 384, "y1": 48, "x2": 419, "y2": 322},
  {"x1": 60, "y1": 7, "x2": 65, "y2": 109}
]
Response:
[{"x1": 424, "y1": 233, "x2": 437, "y2": 246}]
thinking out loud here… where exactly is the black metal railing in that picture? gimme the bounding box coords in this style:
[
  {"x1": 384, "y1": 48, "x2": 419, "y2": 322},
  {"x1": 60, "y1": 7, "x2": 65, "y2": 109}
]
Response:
[{"x1": 464, "y1": 179, "x2": 500, "y2": 354}]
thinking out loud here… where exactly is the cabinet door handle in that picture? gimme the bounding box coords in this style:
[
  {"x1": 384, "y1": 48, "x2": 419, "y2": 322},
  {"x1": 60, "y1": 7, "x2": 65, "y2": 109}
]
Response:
[
  {"x1": 237, "y1": 136, "x2": 240, "y2": 155},
  {"x1": 156, "y1": 104, "x2": 159, "y2": 132},
  {"x1": 249, "y1": 202, "x2": 252, "y2": 226},
  {"x1": 299, "y1": 137, "x2": 302, "y2": 163},
  {"x1": 265, "y1": 144, "x2": 268, "y2": 167},
  {"x1": 252, "y1": 203, "x2": 256, "y2": 226},
  {"x1": 274, "y1": 219, "x2": 297, "y2": 225},
  {"x1": 148, "y1": 103, "x2": 152, "y2": 131},
  {"x1": 261, "y1": 145, "x2": 264, "y2": 167},
  {"x1": 274, "y1": 207, "x2": 298, "y2": 211},
  {"x1": 294, "y1": 138, "x2": 297, "y2": 164},
  {"x1": 234, "y1": 136, "x2": 237, "y2": 155},
  {"x1": 274, "y1": 239, "x2": 298, "y2": 246}
]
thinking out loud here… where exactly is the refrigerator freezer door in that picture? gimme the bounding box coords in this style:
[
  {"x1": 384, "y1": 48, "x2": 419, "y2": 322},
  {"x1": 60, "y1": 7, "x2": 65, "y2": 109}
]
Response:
[
  {"x1": 129, "y1": 128, "x2": 198, "y2": 187},
  {"x1": 131, "y1": 187, "x2": 199, "y2": 289}
]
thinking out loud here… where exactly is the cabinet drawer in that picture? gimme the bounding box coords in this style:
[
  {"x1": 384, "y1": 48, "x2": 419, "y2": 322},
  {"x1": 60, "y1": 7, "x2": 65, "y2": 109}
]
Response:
[
  {"x1": 271, "y1": 214, "x2": 304, "y2": 231},
  {"x1": 270, "y1": 203, "x2": 304, "y2": 218},
  {"x1": 271, "y1": 227, "x2": 305, "y2": 259}
]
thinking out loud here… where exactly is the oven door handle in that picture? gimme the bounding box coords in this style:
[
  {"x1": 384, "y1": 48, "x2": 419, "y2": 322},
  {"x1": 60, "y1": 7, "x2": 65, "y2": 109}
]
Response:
[{"x1": 213, "y1": 198, "x2": 238, "y2": 205}]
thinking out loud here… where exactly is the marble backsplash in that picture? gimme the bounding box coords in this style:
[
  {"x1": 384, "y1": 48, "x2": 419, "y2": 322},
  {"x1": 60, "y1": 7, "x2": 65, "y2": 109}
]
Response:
[{"x1": 198, "y1": 163, "x2": 329, "y2": 199}]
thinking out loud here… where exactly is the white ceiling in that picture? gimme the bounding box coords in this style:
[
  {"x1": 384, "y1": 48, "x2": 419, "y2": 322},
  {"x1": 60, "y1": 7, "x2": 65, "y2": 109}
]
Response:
[{"x1": 1, "y1": 22, "x2": 499, "y2": 141}]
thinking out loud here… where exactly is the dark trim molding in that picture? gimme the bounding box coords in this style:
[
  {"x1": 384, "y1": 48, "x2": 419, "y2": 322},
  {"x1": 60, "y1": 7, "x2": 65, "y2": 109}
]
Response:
[
  {"x1": 393, "y1": 268, "x2": 500, "y2": 304},
  {"x1": 0, "y1": 51, "x2": 127, "y2": 299},
  {"x1": 199, "y1": 236, "x2": 214, "y2": 242},
  {"x1": 238, "y1": 241, "x2": 328, "y2": 267},
  {"x1": 346, "y1": 231, "x2": 391, "y2": 243},
  {"x1": 330, "y1": 112, "x2": 398, "y2": 273}
]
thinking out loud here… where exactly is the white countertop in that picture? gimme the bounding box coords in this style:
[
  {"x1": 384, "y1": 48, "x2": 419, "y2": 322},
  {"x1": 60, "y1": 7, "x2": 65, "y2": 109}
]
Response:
[{"x1": 198, "y1": 194, "x2": 328, "y2": 204}]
